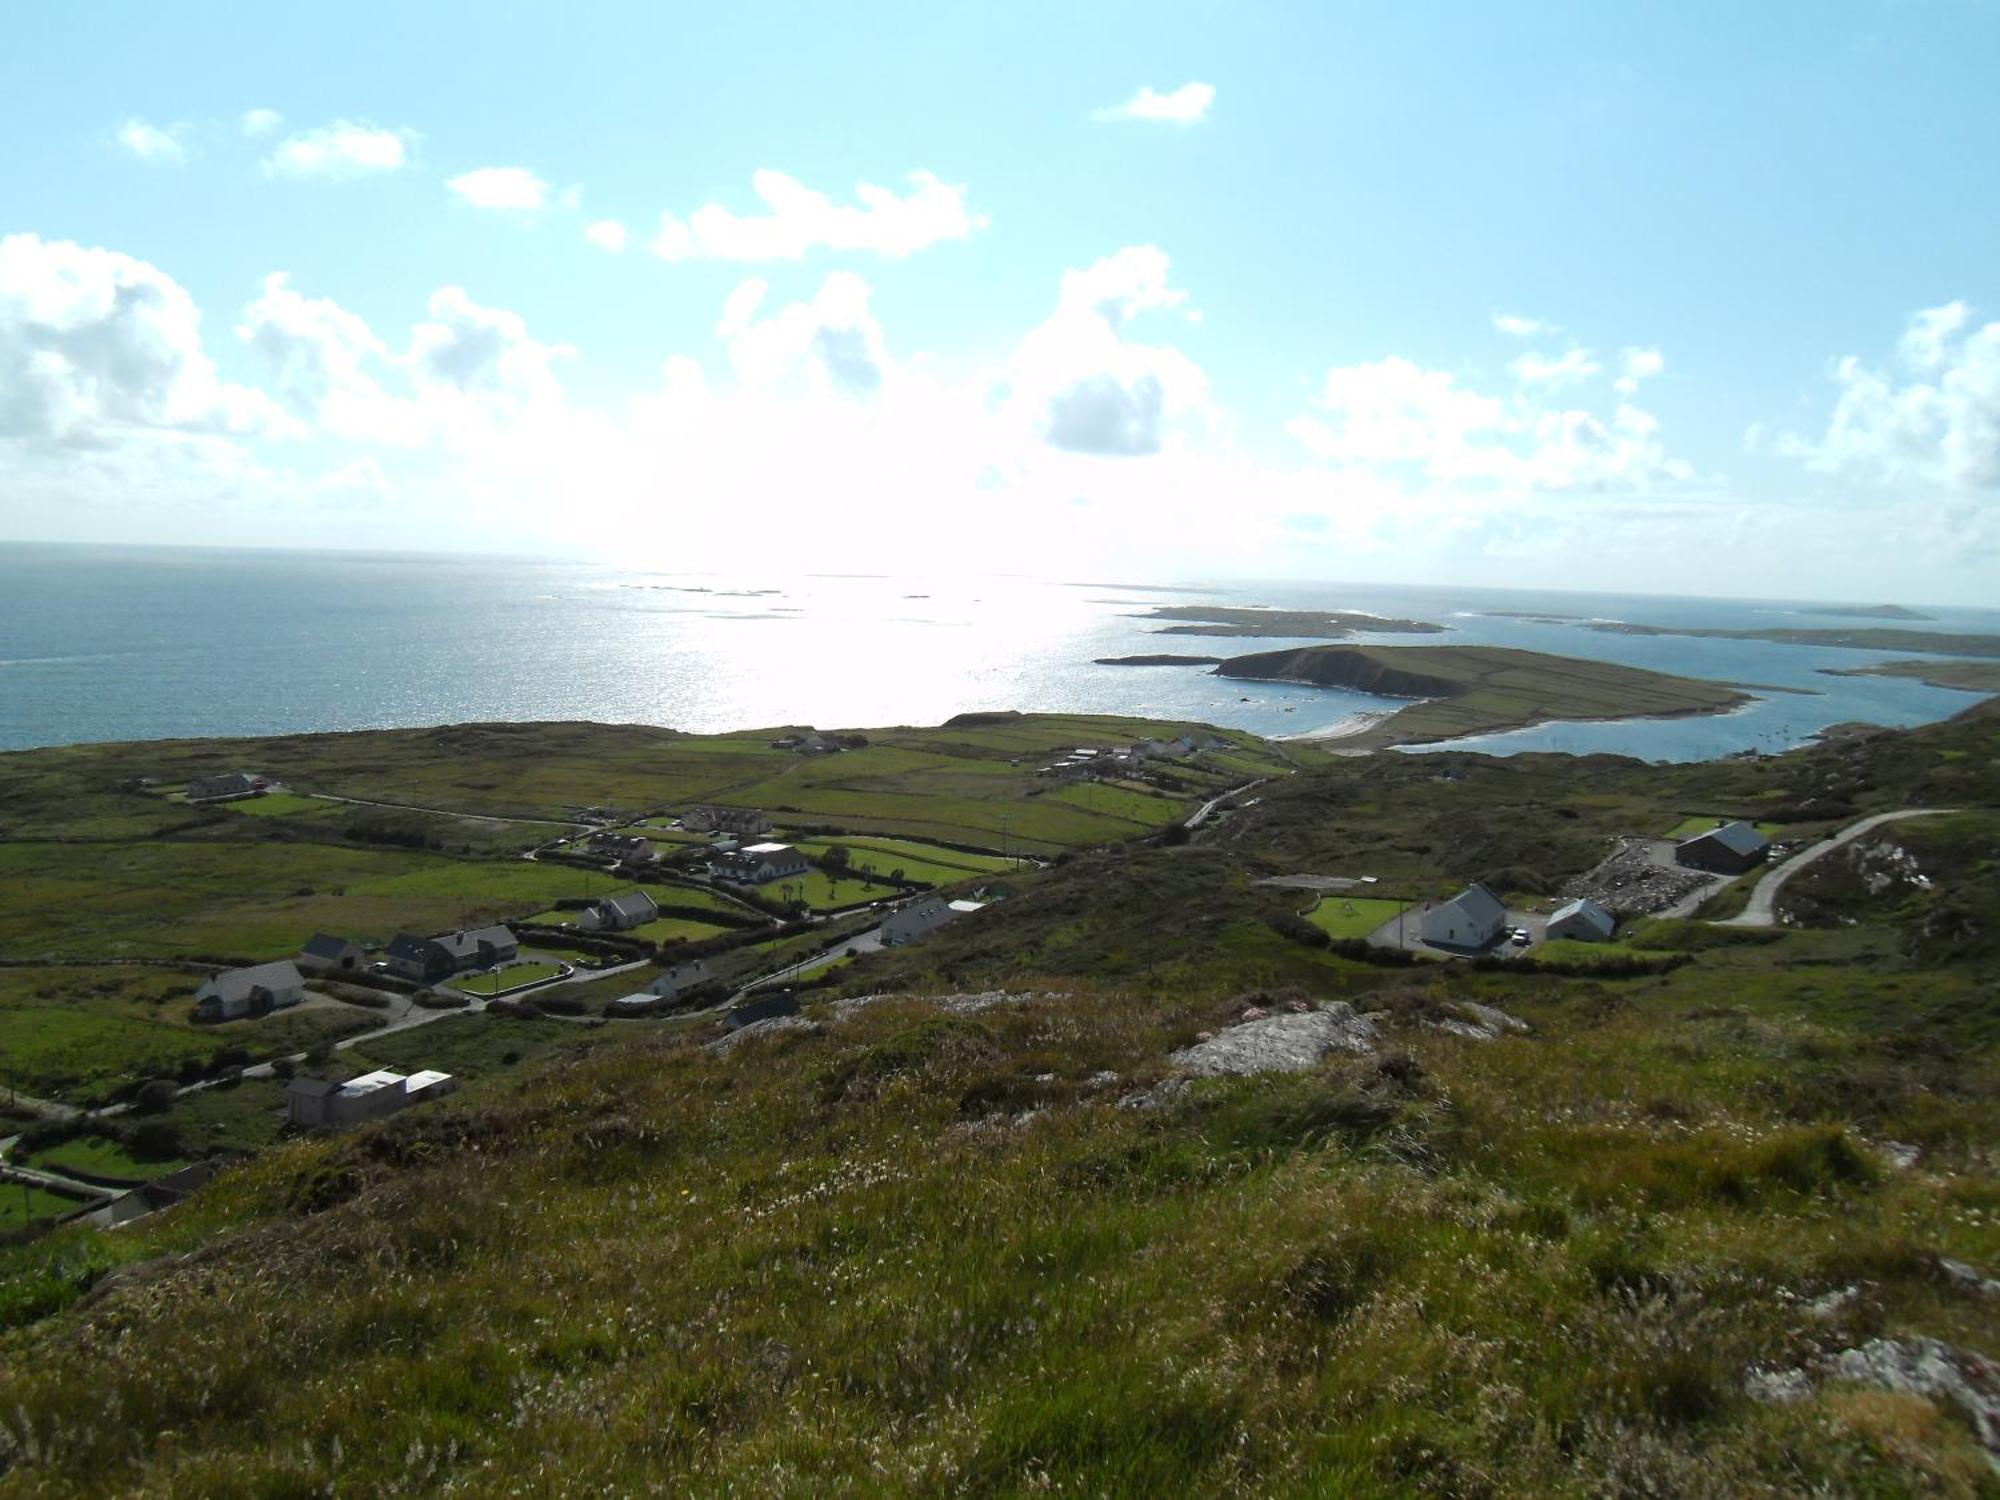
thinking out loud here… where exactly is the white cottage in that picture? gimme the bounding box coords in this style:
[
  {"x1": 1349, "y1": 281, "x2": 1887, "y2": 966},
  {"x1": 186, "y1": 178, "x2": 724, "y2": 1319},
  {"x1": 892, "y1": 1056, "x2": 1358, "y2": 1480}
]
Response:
[
  {"x1": 1545, "y1": 898, "x2": 1616, "y2": 943},
  {"x1": 195, "y1": 960, "x2": 306, "y2": 1020},
  {"x1": 1418, "y1": 883, "x2": 1507, "y2": 951}
]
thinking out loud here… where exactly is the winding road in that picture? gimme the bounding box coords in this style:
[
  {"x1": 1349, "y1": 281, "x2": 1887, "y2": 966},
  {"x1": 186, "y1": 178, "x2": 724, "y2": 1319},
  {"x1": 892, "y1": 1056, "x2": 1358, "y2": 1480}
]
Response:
[{"x1": 1719, "y1": 809, "x2": 1954, "y2": 928}]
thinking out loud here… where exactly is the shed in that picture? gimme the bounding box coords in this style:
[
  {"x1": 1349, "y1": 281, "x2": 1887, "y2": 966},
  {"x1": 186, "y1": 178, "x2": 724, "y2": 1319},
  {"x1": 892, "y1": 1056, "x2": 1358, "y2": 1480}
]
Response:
[
  {"x1": 1676, "y1": 820, "x2": 1770, "y2": 875},
  {"x1": 1545, "y1": 898, "x2": 1616, "y2": 943}
]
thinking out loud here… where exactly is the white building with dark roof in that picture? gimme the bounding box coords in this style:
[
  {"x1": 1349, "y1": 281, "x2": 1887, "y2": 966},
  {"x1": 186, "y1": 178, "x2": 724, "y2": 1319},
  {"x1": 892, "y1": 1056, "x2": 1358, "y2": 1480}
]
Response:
[{"x1": 579, "y1": 890, "x2": 659, "y2": 933}]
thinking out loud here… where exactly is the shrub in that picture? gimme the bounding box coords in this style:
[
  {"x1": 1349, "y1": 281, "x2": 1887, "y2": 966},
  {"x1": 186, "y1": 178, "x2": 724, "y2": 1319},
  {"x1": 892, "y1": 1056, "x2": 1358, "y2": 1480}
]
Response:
[{"x1": 131, "y1": 1078, "x2": 179, "y2": 1113}]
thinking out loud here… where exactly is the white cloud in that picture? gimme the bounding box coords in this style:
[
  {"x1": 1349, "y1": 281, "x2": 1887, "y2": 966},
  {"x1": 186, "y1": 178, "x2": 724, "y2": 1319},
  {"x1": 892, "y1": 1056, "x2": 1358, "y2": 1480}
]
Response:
[
  {"x1": 238, "y1": 108, "x2": 283, "y2": 138},
  {"x1": 1510, "y1": 347, "x2": 1601, "y2": 387},
  {"x1": 1015, "y1": 246, "x2": 1209, "y2": 456},
  {"x1": 584, "y1": 219, "x2": 628, "y2": 253},
  {"x1": 719, "y1": 274, "x2": 887, "y2": 395},
  {"x1": 651, "y1": 169, "x2": 984, "y2": 262},
  {"x1": 1785, "y1": 301, "x2": 2000, "y2": 489},
  {"x1": 1614, "y1": 346, "x2": 1664, "y2": 395},
  {"x1": 1492, "y1": 313, "x2": 1553, "y2": 338},
  {"x1": 1093, "y1": 82, "x2": 1216, "y2": 126},
  {"x1": 0, "y1": 233, "x2": 280, "y2": 445},
  {"x1": 1288, "y1": 339, "x2": 1688, "y2": 493},
  {"x1": 116, "y1": 118, "x2": 188, "y2": 166},
  {"x1": 263, "y1": 120, "x2": 414, "y2": 180},
  {"x1": 446, "y1": 166, "x2": 550, "y2": 210},
  {"x1": 235, "y1": 272, "x2": 419, "y2": 445}
]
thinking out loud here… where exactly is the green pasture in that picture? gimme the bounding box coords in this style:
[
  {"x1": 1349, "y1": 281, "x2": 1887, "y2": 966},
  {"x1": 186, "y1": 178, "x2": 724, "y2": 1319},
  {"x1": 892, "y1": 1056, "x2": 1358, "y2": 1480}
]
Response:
[
  {"x1": 219, "y1": 793, "x2": 334, "y2": 819},
  {"x1": 1302, "y1": 894, "x2": 1405, "y2": 940},
  {"x1": 28, "y1": 1134, "x2": 191, "y2": 1185},
  {"x1": 0, "y1": 1181, "x2": 89, "y2": 1230},
  {"x1": 447, "y1": 962, "x2": 566, "y2": 997}
]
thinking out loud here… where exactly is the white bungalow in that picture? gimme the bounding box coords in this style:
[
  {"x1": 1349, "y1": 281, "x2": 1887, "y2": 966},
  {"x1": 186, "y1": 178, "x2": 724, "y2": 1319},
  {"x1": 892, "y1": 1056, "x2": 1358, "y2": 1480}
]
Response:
[
  {"x1": 579, "y1": 889, "x2": 659, "y2": 933},
  {"x1": 647, "y1": 959, "x2": 712, "y2": 1000},
  {"x1": 1545, "y1": 898, "x2": 1616, "y2": 943},
  {"x1": 1418, "y1": 883, "x2": 1508, "y2": 951},
  {"x1": 195, "y1": 960, "x2": 306, "y2": 1020}
]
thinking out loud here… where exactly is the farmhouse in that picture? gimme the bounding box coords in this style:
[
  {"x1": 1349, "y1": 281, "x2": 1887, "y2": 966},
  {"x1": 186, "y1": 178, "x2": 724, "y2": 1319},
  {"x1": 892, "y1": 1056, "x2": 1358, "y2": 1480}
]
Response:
[
  {"x1": 710, "y1": 842, "x2": 810, "y2": 885},
  {"x1": 285, "y1": 1068, "x2": 458, "y2": 1129},
  {"x1": 880, "y1": 894, "x2": 988, "y2": 947},
  {"x1": 297, "y1": 933, "x2": 365, "y2": 975},
  {"x1": 1545, "y1": 897, "x2": 1616, "y2": 943},
  {"x1": 1676, "y1": 820, "x2": 1770, "y2": 875},
  {"x1": 683, "y1": 805, "x2": 772, "y2": 836},
  {"x1": 578, "y1": 889, "x2": 659, "y2": 933},
  {"x1": 186, "y1": 771, "x2": 260, "y2": 802},
  {"x1": 648, "y1": 959, "x2": 712, "y2": 1000},
  {"x1": 194, "y1": 960, "x2": 305, "y2": 1020},
  {"x1": 385, "y1": 926, "x2": 518, "y2": 982},
  {"x1": 1418, "y1": 883, "x2": 1508, "y2": 951}
]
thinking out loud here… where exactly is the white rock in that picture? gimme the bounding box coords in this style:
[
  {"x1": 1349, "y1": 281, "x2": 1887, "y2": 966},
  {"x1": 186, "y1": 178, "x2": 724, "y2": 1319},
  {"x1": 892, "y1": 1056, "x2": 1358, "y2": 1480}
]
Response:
[{"x1": 1169, "y1": 1002, "x2": 1376, "y2": 1078}]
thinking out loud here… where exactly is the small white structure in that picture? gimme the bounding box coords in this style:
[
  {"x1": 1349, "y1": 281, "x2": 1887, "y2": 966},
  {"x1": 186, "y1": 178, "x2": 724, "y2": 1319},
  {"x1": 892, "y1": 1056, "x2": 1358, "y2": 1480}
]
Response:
[
  {"x1": 647, "y1": 959, "x2": 712, "y2": 1000},
  {"x1": 186, "y1": 771, "x2": 260, "y2": 802},
  {"x1": 1419, "y1": 883, "x2": 1507, "y2": 950},
  {"x1": 880, "y1": 894, "x2": 987, "y2": 947},
  {"x1": 579, "y1": 889, "x2": 659, "y2": 933},
  {"x1": 1545, "y1": 898, "x2": 1616, "y2": 943},
  {"x1": 285, "y1": 1067, "x2": 458, "y2": 1129},
  {"x1": 195, "y1": 960, "x2": 306, "y2": 1020}
]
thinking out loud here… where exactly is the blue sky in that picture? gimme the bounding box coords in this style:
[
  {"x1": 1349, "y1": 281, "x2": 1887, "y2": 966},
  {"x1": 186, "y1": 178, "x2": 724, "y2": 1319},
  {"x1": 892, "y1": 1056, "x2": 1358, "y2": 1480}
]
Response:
[{"x1": 3, "y1": 1, "x2": 1997, "y2": 602}]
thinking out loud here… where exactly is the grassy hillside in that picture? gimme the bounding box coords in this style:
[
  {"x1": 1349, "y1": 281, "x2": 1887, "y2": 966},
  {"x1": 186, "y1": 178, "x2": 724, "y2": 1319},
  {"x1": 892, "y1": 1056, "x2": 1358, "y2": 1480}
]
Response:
[
  {"x1": 0, "y1": 704, "x2": 1995, "y2": 1493},
  {"x1": 1822, "y1": 659, "x2": 2000, "y2": 694},
  {"x1": 1214, "y1": 644, "x2": 1748, "y2": 747}
]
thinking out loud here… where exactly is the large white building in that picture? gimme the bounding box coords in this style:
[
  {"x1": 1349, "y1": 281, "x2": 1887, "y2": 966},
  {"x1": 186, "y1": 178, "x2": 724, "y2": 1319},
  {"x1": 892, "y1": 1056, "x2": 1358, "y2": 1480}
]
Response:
[
  {"x1": 711, "y1": 842, "x2": 810, "y2": 885},
  {"x1": 284, "y1": 1068, "x2": 458, "y2": 1129}
]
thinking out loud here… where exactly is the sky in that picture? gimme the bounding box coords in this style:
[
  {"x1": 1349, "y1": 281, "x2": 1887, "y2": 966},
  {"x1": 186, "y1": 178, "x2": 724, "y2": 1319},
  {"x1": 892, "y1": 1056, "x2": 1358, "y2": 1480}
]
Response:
[{"x1": 2, "y1": 1, "x2": 1997, "y2": 604}]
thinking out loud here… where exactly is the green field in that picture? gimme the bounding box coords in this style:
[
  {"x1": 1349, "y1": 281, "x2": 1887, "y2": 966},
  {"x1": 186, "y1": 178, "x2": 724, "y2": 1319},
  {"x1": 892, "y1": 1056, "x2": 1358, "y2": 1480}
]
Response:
[
  {"x1": 446, "y1": 961, "x2": 565, "y2": 997},
  {"x1": 1302, "y1": 894, "x2": 1405, "y2": 940},
  {"x1": 0, "y1": 1181, "x2": 90, "y2": 1231},
  {"x1": 27, "y1": 1134, "x2": 191, "y2": 1185},
  {"x1": 1663, "y1": 815, "x2": 1786, "y2": 840},
  {"x1": 217, "y1": 792, "x2": 334, "y2": 818}
]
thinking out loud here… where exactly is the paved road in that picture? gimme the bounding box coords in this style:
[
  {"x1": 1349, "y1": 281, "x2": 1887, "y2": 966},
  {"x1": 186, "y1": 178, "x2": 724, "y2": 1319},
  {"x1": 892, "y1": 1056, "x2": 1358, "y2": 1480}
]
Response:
[
  {"x1": 1719, "y1": 809, "x2": 1954, "y2": 928},
  {"x1": 738, "y1": 925, "x2": 884, "y2": 997}
]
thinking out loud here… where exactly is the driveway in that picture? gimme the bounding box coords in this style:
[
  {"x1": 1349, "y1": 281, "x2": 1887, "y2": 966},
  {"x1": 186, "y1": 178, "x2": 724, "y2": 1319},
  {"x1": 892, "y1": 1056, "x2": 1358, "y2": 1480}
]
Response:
[{"x1": 1719, "y1": 808, "x2": 1954, "y2": 928}]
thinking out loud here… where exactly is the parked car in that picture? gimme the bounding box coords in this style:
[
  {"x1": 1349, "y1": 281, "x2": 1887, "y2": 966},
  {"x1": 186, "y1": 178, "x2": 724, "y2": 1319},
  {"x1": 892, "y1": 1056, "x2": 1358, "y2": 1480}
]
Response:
[{"x1": 1510, "y1": 928, "x2": 1532, "y2": 946}]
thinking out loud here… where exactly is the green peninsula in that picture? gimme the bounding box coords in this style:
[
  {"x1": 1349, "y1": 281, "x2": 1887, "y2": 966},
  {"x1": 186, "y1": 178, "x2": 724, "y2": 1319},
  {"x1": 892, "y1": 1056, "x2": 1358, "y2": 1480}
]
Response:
[
  {"x1": 1584, "y1": 622, "x2": 2000, "y2": 657},
  {"x1": 1216, "y1": 643, "x2": 1748, "y2": 746},
  {"x1": 1821, "y1": 659, "x2": 2000, "y2": 693}
]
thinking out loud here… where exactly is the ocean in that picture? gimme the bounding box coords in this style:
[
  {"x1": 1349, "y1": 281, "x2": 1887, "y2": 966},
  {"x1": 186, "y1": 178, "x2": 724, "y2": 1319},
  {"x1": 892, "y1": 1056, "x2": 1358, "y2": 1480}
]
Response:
[{"x1": 1, "y1": 542, "x2": 1992, "y2": 761}]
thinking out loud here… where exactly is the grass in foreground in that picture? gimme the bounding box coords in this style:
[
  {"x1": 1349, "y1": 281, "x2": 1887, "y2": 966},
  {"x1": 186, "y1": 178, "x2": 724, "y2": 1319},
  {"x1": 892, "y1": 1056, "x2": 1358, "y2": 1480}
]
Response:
[{"x1": 1303, "y1": 895, "x2": 1405, "y2": 940}]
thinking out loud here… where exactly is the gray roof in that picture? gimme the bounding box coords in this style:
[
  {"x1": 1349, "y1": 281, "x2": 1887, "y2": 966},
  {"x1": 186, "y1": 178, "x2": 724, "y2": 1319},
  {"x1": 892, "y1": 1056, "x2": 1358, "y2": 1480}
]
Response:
[
  {"x1": 594, "y1": 891, "x2": 657, "y2": 924},
  {"x1": 1442, "y1": 882, "x2": 1507, "y2": 928},
  {"x1": 284, "y1": 1076, "x2": 343, "y2": 1098},
  {"x1": 1683, "y1": 820, "x2": 1768, "y2": 857},
  {"x1": 1548, "y1": 898, "x2": 1615, "y2": 936},
  {"x1": 386, "y1": 933, "x2": 437, "y2": 962},
  {"x1": 435, "y1": 925, "x2": 516, "y2": 961},
  {"x1": 202, "y1": 960, "x2": 303, "y2": 1003},
  {"x1": 300, "y1": 932, "x2": 358, "y2": 960}
]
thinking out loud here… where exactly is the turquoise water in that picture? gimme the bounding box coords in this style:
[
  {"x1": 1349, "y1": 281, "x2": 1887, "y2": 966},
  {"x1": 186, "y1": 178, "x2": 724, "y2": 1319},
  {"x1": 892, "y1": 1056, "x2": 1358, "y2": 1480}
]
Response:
[{"x1": 0, "y1": 542, "x2": 1991, "y2": 760}]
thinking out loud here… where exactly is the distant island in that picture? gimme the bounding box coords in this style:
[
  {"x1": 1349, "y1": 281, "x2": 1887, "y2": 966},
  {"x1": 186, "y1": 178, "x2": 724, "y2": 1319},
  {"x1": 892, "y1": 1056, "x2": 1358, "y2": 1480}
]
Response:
[
  {"x1": 1137, "y1": 605, "x2": 1444, "y2": 639},
  {"x1": 1213, "y1": 644, "x2": 1748, "y2": 747},
  {"x1": 1797, "y1": 603, "x2": 1932, "y2": 621},
  {"x1": 1820, "y1": 659, "x2": 2000, "y2": 694},
  {"x1": 1582, "y1": 623, "x2": 2000, "y2": 657},
  {"x1": 1095, "y1": 653, "x2": 1226, "y2": 666}
]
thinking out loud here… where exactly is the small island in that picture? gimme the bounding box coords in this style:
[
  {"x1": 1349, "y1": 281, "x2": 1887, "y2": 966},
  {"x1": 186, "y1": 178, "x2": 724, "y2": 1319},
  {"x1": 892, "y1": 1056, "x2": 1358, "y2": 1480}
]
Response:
[
  {"x1": 1214, "y1": 644, "x2": 1749, "y2": 747},
  {"x1": 1797, "y1": 603, "x2": 1932, "y2": 621},
  {"x1": 1095, "y1": 653, "x2": 1226, "y2": 666},
  {"x1": 1582, "y1": 622, "x2": 2000, "y2": 657},
  {"x1": 1819, "y1": 659, "x2": 2000, "y2": 694},
  {"x1": 1137, "y1": 605, "x2": 1444, "y2": 639}
]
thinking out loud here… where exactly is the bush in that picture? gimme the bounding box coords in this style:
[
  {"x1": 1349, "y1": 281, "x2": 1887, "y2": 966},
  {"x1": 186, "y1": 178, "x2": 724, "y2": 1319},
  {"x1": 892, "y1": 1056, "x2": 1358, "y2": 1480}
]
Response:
[
  {"x1": 126, "y1": 1120, "x2": 184, "y2": 1161},
  {"x1": 131, "y1": 1078, "x2": 179, "y2": 1113}
]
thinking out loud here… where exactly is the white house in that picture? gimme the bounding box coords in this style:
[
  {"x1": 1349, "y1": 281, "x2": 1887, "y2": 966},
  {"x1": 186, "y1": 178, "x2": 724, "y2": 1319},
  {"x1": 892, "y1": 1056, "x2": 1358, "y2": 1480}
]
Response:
[
  {"x1": 186, "y1": 771, "x2": 261, "y2": 802},
  {"x1": 682, "y1": 805, "x2": 772, "y2": 836},
  {"x1": 579, "y1": 889, "x2": 659, "y2": 933},
  {"x1": 647, "y1": 959, "x2": 712, "y2": 1000},
  {"x1": 285, "y1": 1068, "x2": 458, "y2": 1129},
  {"x1": 195, "y1": 960, "x2": 306, "y2": 1020},
  {"x1": 1418, "y1": 883, "x2": 1508, "y2": 950},
  {"x1": 710, "y1": 842, "x2": 810, "y2": 885},
  {"x1": 1545, "y1": 898, "x2": 1616, "y2": 943},
  {"x1": 297, "y1": 933, "x2": 365, "y2": 975},
  {"x1": 880, "y1": 895, "x2": 987, "y2": 947}
]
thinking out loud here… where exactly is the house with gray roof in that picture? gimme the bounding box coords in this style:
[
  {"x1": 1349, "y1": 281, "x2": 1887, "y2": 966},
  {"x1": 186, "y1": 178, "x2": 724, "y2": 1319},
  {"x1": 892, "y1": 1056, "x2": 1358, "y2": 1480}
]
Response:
[
  {"x1": 1418, "y1": 883, "x2": 1508, "y2": 951},
  {"x1": 1675, "y1": 820, "x2": 1770, "y2": 875},
  {"x1": 384, "y1": 926, "x2": 517, "y2": 982},
  {"x1": 682, "y1": 805, "x2": 772, "y2": 836},
  {"x1": 195, "y1": 960, "x2": 305, "y2": 1020},
  {"x1": 647, "y1": 959, "x2": 712, "y2": 1000},
  {"x1": 579, "y1": 889, "x2": 659, "y2": 933},
  {"x1": 1546, "y1": 898, "x2": 1616, "y2": 943},
  {"x1": 709, "y1": 842, "x2": 810, "y2": 886},
  {"x1": 297, "y1": 933, "x2": 365, "y2": 974},
  {"x1": 186, "y1": 771, "x2": 261, "y2": 802}
]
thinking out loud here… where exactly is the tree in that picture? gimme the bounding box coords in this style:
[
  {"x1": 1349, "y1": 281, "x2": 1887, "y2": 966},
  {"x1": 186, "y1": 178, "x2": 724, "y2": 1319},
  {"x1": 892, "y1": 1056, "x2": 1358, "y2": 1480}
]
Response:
[{"x1": 823, "y1": 845, "x2": 852, "y2": 873}]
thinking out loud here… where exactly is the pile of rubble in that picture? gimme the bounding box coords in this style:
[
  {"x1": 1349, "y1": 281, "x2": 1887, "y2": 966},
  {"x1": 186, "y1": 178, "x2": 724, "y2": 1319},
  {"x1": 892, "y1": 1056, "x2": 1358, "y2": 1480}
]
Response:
[{"x1": 1562, "y1": 840, "x2": 1716, "y2": 916}]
